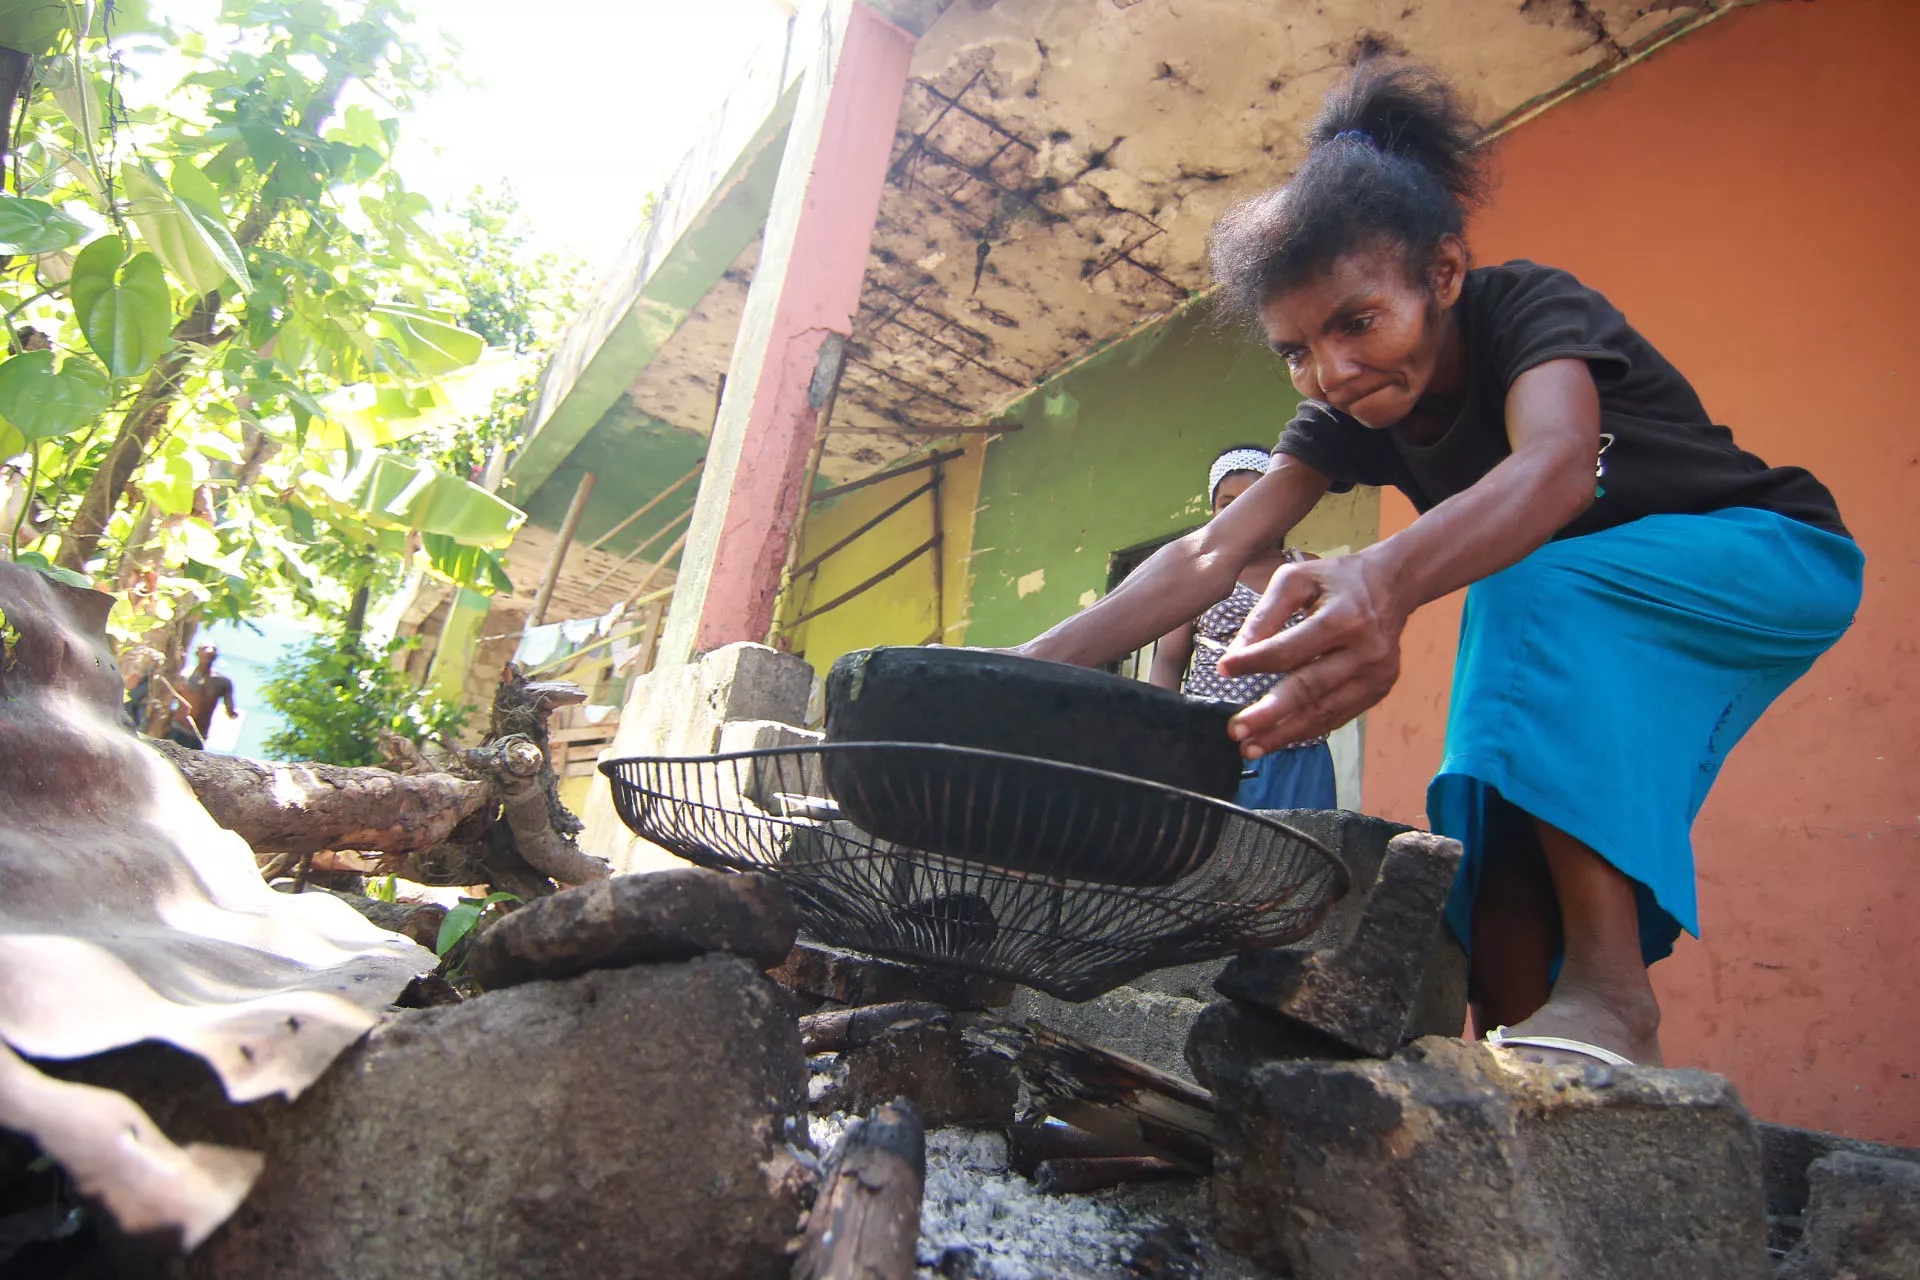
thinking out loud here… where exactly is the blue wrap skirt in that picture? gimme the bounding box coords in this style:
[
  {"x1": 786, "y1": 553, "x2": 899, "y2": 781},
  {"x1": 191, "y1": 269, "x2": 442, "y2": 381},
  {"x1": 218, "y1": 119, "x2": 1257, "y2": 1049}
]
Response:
[
  {"x1": 1235, "y1": 740, "x2": 1338, "y2": 811},
  {"x1": 1427, "y1": 507, "x2": 1863, "y2": 964}
]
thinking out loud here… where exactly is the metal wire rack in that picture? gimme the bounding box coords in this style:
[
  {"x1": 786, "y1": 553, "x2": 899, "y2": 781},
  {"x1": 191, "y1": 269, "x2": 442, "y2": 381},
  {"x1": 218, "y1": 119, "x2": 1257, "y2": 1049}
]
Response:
[{"x1": 601, "y1": 743, "x2": 1349, "y2": 1001}]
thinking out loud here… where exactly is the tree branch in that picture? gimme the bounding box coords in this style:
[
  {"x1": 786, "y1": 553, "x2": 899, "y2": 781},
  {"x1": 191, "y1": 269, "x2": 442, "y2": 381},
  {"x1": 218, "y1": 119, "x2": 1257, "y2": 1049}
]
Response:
[{"x1": 150, "y1": 737, "x2": 494, "y2": 857}]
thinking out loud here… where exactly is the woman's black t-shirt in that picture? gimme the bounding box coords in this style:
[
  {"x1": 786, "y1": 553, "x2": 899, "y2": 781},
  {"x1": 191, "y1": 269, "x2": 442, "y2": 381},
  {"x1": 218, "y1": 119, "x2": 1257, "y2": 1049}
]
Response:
[{"x1": 1272, "y1": 260, "x2": 1848, "y2": 540}]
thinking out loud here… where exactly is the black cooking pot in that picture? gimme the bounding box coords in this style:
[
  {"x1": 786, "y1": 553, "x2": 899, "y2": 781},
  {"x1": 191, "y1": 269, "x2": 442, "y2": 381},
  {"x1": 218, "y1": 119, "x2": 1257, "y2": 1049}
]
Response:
[{"x1": 822, "y1": 646, "x2": 1246, "y2": 884}]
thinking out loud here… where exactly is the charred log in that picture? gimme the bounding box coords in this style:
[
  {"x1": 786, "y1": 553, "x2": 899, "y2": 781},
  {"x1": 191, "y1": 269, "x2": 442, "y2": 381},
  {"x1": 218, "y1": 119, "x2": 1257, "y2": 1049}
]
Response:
[{"x1": 792, "y1": 1099, "x2": 925, "y2": 1280}]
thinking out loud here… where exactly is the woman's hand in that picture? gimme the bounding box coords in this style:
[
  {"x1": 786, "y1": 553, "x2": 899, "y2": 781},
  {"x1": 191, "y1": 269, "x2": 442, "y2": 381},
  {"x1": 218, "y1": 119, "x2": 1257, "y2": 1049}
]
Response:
[{"x1": 1215, "y1": 553, "x2": 1407, "y2": 756}]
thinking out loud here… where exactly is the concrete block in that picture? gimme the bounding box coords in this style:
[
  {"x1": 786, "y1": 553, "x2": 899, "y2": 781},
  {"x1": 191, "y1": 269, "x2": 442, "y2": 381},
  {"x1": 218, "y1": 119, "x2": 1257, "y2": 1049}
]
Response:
[
  {"x1": 1213, "y1": 1037, "x2": 1769, "y2": 1280},
  {"x1": 66, "y1": 957, "x2": 812, "y2": 1279},
  {"x1": 1214, "y1": 829, "x2": 1465, "y2": 1057},
  {"x1": 716, "y1": 718, "x2": 827, "y2": 812},
  {"x1": 1774, "y1": 1151, "x2": 1920, "y2": 1280},
  {"x1": 1756, "y1": 1119, "x2": 1920, "y2": 1254},
  {"x1": 1777, "y1": 1151, "x2": 1920, "y2": 1280},
  {"x1": 1506, "y1": 1051, "x2": 1769, "y2": 1279},
  {"x1": 581, "y1": 643, "x2": 814, "y2": 872},
  {"x1": 1011, "y1": 983, "x2": 1211, "y2": 1082},
  {"x1": 1014, "y1": 814, "x2": 1465, "y2": 1081},
  {"x1": 1184, "y1": 998, "x2": 1359, "y2": 1098}
]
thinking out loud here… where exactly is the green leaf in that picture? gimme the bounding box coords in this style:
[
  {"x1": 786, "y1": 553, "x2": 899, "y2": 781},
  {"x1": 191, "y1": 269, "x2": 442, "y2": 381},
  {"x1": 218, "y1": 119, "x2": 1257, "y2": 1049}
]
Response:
[
  {"x1": 169, "y1": 162, "x2": 251, "y2": 293},
  {"x1": 368, "y1": 305, "x2": 486, "y2": 378},
  {"x1": 0, "y1": 351, "x2": 111, "y2": 441},
  {"x1": 71, "y1": 237, "x2": 173, "y2": 377},
  {"x1": 316, "y1": 450, "x2": 526, "y2": 547},
  {"x1": 434, "y1": 903, "x2": 481, "y2": 956},
  {"x1": 435, "y1": 891, "x2": 520, "y2": 957},
  {"x1": 0, "y1": 194, "x2": 89, "y2": 256},
  {"x1": 0, "y1": 0, "x2": 153, "y2": 52},
  {"x1": 11, "y1": 550, "x2": 92, "y2": 590},
  {"x1": 237, "y1": 122, "x2": 291, "y2": 174},
  {"x1": 420, "y1": 533, "x2": 513, "y2": 594},
  {"x1": 330, "y1": 104, "x2": 389, "y2": 152},
  {"x1": 124, "y1": 166, "x2": 248, "y2": 296},
  {"x1": 48, "y1": 55, "x2": 107, "y2": 141},
  {"x1": 167, "y1": 160, "x2": 224, "y2": 213},
  {"x1": 145, "y1": 453, "x2": 197, "y2": 516},
  {"x1": 0, "y1": 2, "x2": 73, "y2": 57}
]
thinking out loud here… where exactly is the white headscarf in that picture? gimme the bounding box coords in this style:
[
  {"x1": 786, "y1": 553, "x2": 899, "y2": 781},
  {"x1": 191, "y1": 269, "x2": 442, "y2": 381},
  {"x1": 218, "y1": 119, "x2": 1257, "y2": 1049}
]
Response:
[{"x1": 1209, "y1": 448, "x2": 1272, "y2": 504}]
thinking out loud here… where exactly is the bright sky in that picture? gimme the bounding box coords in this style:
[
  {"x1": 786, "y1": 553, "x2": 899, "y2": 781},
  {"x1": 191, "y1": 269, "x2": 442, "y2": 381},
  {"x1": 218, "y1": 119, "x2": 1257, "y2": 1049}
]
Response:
[{"x1": 146, "y1": 0, "x2": 794, "y2": 277}]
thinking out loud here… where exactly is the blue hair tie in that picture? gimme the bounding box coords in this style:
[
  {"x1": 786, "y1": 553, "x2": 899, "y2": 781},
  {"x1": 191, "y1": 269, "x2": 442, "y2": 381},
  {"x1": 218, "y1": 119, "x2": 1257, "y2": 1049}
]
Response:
[{"x1": 1332, "y1": 129, "x2": 1374, "y2": 147}]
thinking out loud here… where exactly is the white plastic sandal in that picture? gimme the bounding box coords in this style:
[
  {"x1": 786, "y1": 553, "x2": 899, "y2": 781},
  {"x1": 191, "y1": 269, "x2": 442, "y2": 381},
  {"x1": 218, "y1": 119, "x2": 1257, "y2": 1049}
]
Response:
[{"x1": 1484, "y1": 1025, "x2": 1634, "y2": 1066}]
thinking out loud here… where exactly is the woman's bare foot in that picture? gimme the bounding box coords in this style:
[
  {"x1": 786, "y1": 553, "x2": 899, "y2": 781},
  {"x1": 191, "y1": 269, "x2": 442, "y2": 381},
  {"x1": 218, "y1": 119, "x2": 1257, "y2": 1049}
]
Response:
[{"x1": 1493, "y1": 969, "x2": 1664, "y2": 1067}]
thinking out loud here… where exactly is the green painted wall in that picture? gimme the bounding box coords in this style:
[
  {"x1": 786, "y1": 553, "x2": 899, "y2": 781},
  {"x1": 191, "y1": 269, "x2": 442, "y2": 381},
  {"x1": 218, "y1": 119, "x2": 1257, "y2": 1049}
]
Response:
[
  {"x1": 512, "y1": 401, "x2": 707, "y2": 559},
  {"x1": 964, "y1": 306, "x2": 1379, "y2": 647}
]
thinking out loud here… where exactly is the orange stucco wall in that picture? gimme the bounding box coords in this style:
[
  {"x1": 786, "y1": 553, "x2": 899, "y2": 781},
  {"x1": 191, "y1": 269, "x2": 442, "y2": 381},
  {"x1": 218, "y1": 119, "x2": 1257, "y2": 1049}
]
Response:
[{"x1": 1361, "y1": 0, "x2": 1919, "y2": 1144}]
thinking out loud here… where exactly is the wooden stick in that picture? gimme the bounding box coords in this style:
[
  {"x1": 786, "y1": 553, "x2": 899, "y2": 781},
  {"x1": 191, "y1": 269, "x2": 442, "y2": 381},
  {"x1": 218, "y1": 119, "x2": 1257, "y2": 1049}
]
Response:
[
  {"x1": 928, "y1": 461, "x2": 945, "y2": 640},
  {"x1": 584, "y1": 459, "x2": 705, "y2": 551},
  {"x1": 1009, "y1": 1019, "x2": 1215, "y2": 1174},
  {"x1": 584, "y1": 503, "x2": 692, "y2": 595},
  {"x1": 792, "y1": 1099, "x2": 925, "y2": 1280},
  {"x1": 799, "y1": 1002, "x2": 949, "y2": 1055},
  {"x1": 1007, "y1": 1120, "x2": 1141, "y2": 1174},
  {"x1": 625, "y1": 598, "x2": 666, "y2": 675},
  {"x1": 618, "y1": 527, "x2": 689, "y2": 612},
  {"x1": 807, "y1": 448, "x2": 965, "y2": 507},
  {"x1": 527, "y1": 471, "x2": 596, "y2": 628},
  {"x1": 826, "y1": 423, "x2": 1019, "y2": 436},
  {"x1": 790, "y1": 477, "x2": 936, "y2": 580},
  {"x1": 1033, "y1": 1156, "x2": 1187, "y2": 1195},
  {"x1": 781, "y1": 536, "x2": 937, "y2": 631}
]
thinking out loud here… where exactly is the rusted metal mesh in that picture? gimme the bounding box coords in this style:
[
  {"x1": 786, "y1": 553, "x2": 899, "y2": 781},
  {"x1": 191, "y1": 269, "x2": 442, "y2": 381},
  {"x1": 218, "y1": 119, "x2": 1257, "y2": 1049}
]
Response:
[{"x1": 603, "y1": 744, "x2": 1349, "y2": 1001}]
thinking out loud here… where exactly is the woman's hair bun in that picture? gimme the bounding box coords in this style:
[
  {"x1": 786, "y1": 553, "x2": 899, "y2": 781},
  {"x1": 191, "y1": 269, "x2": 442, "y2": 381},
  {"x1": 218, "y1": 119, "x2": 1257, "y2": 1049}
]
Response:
[
  {"x1": 1307, "y1": 60, "x2": 1484, "y2": 206},
  {"x1": 1211, "y1": 58, "x2": 1488, "y2": 319}
]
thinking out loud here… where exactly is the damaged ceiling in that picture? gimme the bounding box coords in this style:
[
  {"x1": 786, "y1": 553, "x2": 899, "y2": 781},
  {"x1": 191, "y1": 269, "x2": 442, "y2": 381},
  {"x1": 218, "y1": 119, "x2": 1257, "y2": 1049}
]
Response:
[{"x1": 613, "y1": 0, "x2": 1729, "y2": 485}]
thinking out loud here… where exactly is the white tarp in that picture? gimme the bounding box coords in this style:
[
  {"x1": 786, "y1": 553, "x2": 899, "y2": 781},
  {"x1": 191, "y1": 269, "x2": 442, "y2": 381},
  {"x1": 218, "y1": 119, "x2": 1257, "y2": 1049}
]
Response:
[{"x1": 0, "y1": 561, "x2": 434, "y2": 1248}]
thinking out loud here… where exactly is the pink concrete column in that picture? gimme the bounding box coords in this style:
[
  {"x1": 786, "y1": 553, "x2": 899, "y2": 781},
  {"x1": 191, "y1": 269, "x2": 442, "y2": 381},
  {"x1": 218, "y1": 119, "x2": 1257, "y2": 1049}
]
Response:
[{"x1": 658, "y1": 2, "x2": 918, "y2": 664}]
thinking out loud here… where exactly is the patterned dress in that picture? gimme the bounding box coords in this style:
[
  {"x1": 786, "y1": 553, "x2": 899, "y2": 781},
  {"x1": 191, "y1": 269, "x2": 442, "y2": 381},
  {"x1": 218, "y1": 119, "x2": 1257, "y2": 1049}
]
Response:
[{"x1": 1180, "y1": 570, "x2": 1328, "y2": 748}]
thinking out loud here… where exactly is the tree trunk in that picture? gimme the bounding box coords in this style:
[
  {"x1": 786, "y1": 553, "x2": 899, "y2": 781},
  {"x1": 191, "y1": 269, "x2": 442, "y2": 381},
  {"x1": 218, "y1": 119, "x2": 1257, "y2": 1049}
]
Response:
[
  {"x1": 149, "y1": 738, "x2": 493, "y2": 856},
  {"x1": 0, "y1": 47, "x2": 30, "y2": 173},
  {"x1": 341, "y1": 580, "x2": 371, "y2": 644},
  {"x1": 57, "y1": 298, "x2": 222, "y2": 572}
]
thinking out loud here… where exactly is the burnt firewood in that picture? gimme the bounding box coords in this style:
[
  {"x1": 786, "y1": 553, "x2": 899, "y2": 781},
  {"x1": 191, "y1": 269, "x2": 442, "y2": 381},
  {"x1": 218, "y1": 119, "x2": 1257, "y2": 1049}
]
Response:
[
  {"x1": 792, "y1": 1099, "x2": 924, "y2": 1280},
  {"x1": 993, "y1": 1017, "x2": 1215, "y2": 1174},
  {"x1": 799, "y1": 1002, "x2": 950, "y2": 1054},
  {"x1": 1032, "y1": 1155, "x2": 1187, "y2": 1195}
]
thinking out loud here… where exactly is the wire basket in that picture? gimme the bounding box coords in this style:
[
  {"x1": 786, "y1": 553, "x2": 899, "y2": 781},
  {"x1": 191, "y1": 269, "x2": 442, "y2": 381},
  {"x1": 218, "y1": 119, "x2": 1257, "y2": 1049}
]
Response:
[{"x1": 601, "y1": 743, "x2": 1350, "y2": 1001}]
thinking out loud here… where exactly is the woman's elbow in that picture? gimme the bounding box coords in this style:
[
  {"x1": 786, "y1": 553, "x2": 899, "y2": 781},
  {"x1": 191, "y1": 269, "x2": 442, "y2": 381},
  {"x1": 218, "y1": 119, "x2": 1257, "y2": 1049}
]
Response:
[
  {"x1": 1189, "y1": 529, "x2": 1248, "y2": 594},
  {"x1": 1533, "y1": 449, "x2": 1596, "y2": 528}
]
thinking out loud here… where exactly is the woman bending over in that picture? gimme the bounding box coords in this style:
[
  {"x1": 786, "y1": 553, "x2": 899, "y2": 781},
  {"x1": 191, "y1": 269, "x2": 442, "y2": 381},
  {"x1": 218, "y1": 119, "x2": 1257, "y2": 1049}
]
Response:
[{"x1": 1013, "y1": 61, "x2": 1859, "y2": 1067}]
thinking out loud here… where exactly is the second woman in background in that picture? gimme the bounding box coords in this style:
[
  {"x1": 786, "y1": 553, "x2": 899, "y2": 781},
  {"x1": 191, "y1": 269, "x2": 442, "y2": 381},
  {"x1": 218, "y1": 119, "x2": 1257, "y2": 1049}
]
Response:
[{"x1": 1147, "y1": 446, "x2": 1338, "y2": 811}]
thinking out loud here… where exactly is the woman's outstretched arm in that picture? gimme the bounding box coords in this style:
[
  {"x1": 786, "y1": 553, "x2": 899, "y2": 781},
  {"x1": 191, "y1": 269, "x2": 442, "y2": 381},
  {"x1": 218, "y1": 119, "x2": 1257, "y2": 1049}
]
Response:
[
  {"x1": 1146, "y1": 622, "x2": 1194, "y2": 691},
  {"x1": 1018, "y1": 454, "x2": 1330, "y2": 668}
]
